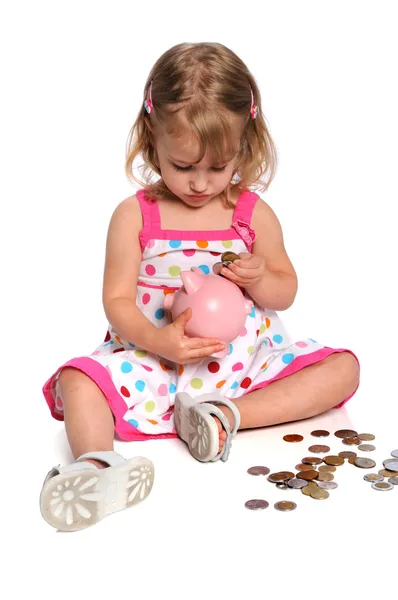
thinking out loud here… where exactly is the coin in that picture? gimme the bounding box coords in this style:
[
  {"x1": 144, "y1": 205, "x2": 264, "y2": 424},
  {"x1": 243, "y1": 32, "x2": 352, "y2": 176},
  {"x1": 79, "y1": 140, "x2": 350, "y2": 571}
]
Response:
[
  {"x1": 354, "y1": 457, "x2": 376, "y2": 469},
  {"x1": 364, "y1": 474, "x2": 384, "y2": 482},
  {"x1": 391, "y1": 450, "x2": 398, "y2": 458},
  {"x1": 342, "y1": 436, "x2": 361, "y2": 445},
  {"x1": 383, "y1": 459, "x2": 398, "y2": 471},
  {"x1": 358, "y1": 433, "x2": 375, "y2": 441},
  {"x1": 287, "y1": 478, "x2": 308, "y2": 489},
  {"x1": 283, "y1": 434, "x2": 304, "y2": 443},
  {"x1": 311, "y1": 487, "x2": 329, "y2": 500},
  {"x1": 221, "y1": 251, "x2": 240, "y2": 263},
  {"x1": 319, "y1": 465, "x2": 336, "y2": 473},
  {"x1": 334, "y1": 429, "x2": 358, "y2": 439},
  {"x1": 358, "y1": 444, "x2": 375, "y2": 452},
  {"x1": 301, "y1": 457, "x2": 323, "y2": 465},
  {"x1": 295, "y1": 463, "x2": 314, "y2": 471},
  {"x1": 268, "y1": 472, "x2": 295, "y2": 483},
  {"x1": 247, "y1": 466, "x2": 270, "y2": 476},
  {"x1": 308, "y1": 445, "x2": 330, "y2": 453},
  {"x1": 317, "y1": 471, "x2": 334, "y2": 482},
  {"x1": 296, "y1": 470, "x2": 319, "y2": 481},
  {"x1": 324, "y1": 455, "x2": 345, "y2": 466},
  {"x1": 301, "y1": 482, "x2": 318, "y2": 496},
  {"x1": 311, "y1": 430, "x2": 330, "y2": 437},
  {"x1": 276, "y1": 483, "x2": 289, "y2": 490},
  {"x1": 379, "y1": 469, "x2": 398, "y2": 477},
  {"x1": 371, "y1": 482, "x2": 394, "y2": 492},
  {"x1": 339, "y1": 451, "x2": 357, "y2": 459},
  {"x1": 388, "y1": 477, "x2": 398, "y2": 485},
  {"x1": 348, "y1": 457, "x2": 357, "y2": 465},
  {"x1": 317, "y1": 481, "x2": 338, "y2": 490},
  {"x1": 274, "y1": 501, "x2": 297, "y2": 512},
  {"x1": 245, "y1": 499, "x2": 269, "y2": 510}
]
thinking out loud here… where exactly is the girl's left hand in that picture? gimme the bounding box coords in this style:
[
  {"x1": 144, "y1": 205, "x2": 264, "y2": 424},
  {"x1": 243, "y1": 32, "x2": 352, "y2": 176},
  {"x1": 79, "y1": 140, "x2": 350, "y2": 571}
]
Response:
[{"x1": 221, "y1": 252, "x2": 265, "y2": 288}]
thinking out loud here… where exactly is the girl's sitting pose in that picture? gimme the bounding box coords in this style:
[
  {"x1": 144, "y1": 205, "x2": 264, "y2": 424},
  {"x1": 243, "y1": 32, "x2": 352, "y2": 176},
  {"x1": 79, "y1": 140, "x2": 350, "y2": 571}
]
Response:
[{"x1": 40, "y1": 42, "x2": 360, "y2": 532}]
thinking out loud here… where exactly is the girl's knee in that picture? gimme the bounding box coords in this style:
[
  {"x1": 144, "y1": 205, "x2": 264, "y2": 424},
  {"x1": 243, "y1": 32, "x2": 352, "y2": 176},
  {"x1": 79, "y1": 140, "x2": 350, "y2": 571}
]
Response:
[{"x1": 57, "y1": 367, "x2": 92, "y2": 390}]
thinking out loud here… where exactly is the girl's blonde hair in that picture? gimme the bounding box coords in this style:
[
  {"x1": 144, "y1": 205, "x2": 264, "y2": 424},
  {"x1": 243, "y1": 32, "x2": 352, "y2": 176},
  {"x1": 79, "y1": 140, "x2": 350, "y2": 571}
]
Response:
[{"x1": 125, "y1": 42, "x2": 278, "y2": 207}]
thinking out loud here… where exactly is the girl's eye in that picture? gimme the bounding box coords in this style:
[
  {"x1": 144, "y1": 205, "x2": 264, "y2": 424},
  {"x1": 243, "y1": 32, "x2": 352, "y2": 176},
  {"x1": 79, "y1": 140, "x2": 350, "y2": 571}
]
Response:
[{"x1": 172, "y1": 164, "x2": 227, "y2": 173}]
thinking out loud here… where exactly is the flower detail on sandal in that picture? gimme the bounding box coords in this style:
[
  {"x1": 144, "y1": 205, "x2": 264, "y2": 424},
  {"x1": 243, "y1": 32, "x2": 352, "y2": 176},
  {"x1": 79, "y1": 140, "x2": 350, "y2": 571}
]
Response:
[
  {"x1": 49, "y1": 474, "x2": 101, "y2": 526},
  {"x1": 126, "y1": 464, "x2": 153, "y2": 503},
  {"x1": 189, "y1": 410, "x2": 211, "y2": 455},
  {"x1": 231, "y1": 219, "x2": 257, "y2": 247}
]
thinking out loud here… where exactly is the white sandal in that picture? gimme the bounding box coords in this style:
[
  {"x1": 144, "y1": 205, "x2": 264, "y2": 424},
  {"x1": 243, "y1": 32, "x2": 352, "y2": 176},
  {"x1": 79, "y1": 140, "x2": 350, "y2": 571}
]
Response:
[
  {"x1": 40, "y1": 451, "x2": 154, "y2": 532},
  {"x1": 174, "y1": 392, "x2": 240, "y2": 463}
]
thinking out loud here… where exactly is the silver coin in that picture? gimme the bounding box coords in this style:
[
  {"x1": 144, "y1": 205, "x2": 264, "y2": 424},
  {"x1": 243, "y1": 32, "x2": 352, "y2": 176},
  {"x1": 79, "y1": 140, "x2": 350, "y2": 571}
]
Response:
[
  {"x1": 391, "y1": 450, "x2": 398, "y2": 458},
  {"x1": 245, "y1": 499, "x2": 269, "y2": 510},
  {"x1": 388, "y1": 476, "x2": 398, "y2": 485},
  {"x1": 276, "y1": 483, "x2": 289, "y2": 490},
  {"x1": 358, "y1": 444, "x2": 376, "y2": 452},
  {"x1": 247, "y1": 466, "x2": 270, "y2": 476},
  {"x1": 363, "y1": 473, "x2": 384, "y2": 483},
  {"x1": 371, "y1": 482, "x2": 394, "y2": 492},
  {"x1": 354, "y1": 457, "x2": 376, "y2": 469},
  {"x1": 383, "y1": 459, "x2": 398, "y2": 471},
  {"x1": 316, "y1": 481, "x2": 338, "y2": 490},
  {"x1": 287, "y1": 478, "x2": 308, "y2": 489}
]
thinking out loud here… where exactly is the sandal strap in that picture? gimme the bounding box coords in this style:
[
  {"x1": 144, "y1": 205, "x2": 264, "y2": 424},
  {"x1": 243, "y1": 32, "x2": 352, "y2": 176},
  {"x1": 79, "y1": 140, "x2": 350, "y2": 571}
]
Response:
[
  {"x1": 195, "y1": 401, "x2": 238, "y2": 463},
  {"x1": 76, "y1": 451, "x2": 126, "y2": 467},
  {"x1": 207, "y1": 397, "x2": 241, "y2": 436}
]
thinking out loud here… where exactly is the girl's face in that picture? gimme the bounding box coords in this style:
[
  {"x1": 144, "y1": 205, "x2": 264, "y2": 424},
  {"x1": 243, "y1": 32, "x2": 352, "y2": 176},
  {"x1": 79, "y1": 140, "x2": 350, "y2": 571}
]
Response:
[{"x1": 153, "y1": 118, "x2": 244, "y2": 207}]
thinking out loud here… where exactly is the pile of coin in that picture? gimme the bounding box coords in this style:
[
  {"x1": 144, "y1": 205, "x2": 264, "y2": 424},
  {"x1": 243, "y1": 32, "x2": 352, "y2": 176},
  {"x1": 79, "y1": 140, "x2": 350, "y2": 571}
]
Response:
[{"x1": 245, "y1": 429, "x2": 398, "y2": 510}]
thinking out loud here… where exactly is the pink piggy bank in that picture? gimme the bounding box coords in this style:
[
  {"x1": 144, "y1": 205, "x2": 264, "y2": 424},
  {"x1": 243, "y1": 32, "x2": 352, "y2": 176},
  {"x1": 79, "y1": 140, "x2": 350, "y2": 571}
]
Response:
[{"x1": 164, "y1": 267, "x2": 253, "y2": 358}]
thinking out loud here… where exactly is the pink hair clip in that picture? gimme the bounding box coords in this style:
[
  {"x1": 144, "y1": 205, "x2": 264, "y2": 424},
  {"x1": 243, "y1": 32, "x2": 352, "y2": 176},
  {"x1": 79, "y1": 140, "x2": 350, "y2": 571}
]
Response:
[
  {"x1": 144, "y1": 81, "x2": 153, "y2": 114},
  {"x1": 250, "y1": 86, "x2": 258, "y2": 120}
]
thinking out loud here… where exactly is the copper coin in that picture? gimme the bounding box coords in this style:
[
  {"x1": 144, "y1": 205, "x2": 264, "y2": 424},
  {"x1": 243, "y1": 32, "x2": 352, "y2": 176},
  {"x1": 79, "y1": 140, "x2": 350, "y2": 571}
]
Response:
[
  {"x1": 311, "y1": 487, "x2": 329, "y2": 500},
  {"x1": 247, "y1": 466, "x2": 270, "y2": 476},
  {"x1": 274, "y1": 501, "x2": 297, "y2": 512},
  {"x1": 348, "y1": 457, "x2": 357, "y2": 465},
  {"x1": 371, "y1": 482, "x2": 394, "y2": 492},
  {"x1": 358, "y1": 444, "x2": 376, "y2": 452},
  {"x1": 268, "y1": 472, "x2": 295, "y2": 483},
  {"x1": 358, "y1": 433, "x2": 375, "y2": 441},
  {"x1": 311, "y1": 430, "x2": 330, "y2": 437},
  {"x1": 317, "y1": 471, "x2": 334, "y2": 482},
  {"x1": 301, "y1": 457, "x2": 323, "y2": 465},
  {"x1": 283, "y1": 434, "x2": 304, "y2": 443},
  {"x1": 342, "y1": 436, "x2": 361, "y2": 446},
  {"x1": 334, "y1": 429, "x2": 358, "y2": 439},
  {"x1": 295, "y1": 463, "x2": 314, "y2": 471},
  {"x1": 296, "y1": 470, "x2": 319, "y2": 481},
  {"x1": 363, "y1": 474, "x2": 384, "y2": 482},
  {"x1": 323, "y1": 455, "x2": 345, "y2": 466},
  {"x1": 379, "y1": 469, "x2": 398, "y2": 477},
  {"x1": 308, "y1": 445, "x2": 330, "y2": 454},
  {"x1": 318, "y1": 465, "x2": 336, "y2": 473},
  {"x1": 245, "y1": 499, "x2": 269, "y2": 510},
  {"x1": 221, "y1": 251, "x2": 240, "y2": 263},
  {"x1": 354, "y1": 457, "x2": 376, "y2": 469},
  {"x1": 388, "y1": 476, "x2": 398, "y2": 485},
  {"x1": 212, "y1": 262, "x2": 223, "y2": 275},
  {"x1": 338, "y1": 451, "x2": 357, "y2": 459}
]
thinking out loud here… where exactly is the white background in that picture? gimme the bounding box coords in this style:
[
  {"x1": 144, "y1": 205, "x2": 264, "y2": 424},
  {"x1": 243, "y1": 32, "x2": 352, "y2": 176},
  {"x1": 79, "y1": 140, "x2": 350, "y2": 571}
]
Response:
[{"x1": 2, "y1": 1, "x2": 397, "y2": 598}]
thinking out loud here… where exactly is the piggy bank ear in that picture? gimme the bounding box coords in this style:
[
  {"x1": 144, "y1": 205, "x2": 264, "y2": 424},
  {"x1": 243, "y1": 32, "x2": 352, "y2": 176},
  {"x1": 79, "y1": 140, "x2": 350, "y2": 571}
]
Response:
[
  {"x1": 164, "y1": 293, "x2": 175, "y2": 310},
  {"x1": 245, "y1": 299, "x2": 254, "y2": 314},
  {"x1": 180, "y1": 269, "x2": 204, "y2": 295}
]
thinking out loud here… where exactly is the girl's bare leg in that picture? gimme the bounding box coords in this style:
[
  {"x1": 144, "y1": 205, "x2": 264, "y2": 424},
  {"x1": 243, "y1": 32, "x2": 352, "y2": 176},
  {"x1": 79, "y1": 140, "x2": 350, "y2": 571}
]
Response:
[
  {"x1": 57, "y1": 367, "x2": 115, "y2": 469},
  {"x1": 216, "y1": 352, "x2": 360, "y2": 442}
]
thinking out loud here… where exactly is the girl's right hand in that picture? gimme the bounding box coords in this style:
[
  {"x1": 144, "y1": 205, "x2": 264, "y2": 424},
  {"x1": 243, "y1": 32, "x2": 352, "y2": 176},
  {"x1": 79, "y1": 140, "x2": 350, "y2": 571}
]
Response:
[{"x1": 155, "y1": 307, "x2": 226, "y2": 364}]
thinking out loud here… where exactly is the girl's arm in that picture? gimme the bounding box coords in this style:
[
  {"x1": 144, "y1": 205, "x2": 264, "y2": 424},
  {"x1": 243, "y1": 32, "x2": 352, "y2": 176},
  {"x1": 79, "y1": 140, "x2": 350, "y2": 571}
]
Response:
[
  {"x1": 245, "y1": 199, "x2": 298, "y2": 311},
  {"x1": 102, "y1": 196, "x2": 159, "y2": 353}
]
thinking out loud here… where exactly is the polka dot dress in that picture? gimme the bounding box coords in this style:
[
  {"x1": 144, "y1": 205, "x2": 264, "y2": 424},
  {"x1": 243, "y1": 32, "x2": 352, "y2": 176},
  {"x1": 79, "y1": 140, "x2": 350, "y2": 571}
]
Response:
[{"x1": 42, "y1": 188, "x2": 358, "y2": 441}]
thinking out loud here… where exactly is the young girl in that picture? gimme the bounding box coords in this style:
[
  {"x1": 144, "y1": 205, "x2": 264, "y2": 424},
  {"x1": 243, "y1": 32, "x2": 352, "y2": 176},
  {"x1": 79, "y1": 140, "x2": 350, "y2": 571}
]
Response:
[{"x1": 40, "y1": 42, "x2": 360, "y2": 532}]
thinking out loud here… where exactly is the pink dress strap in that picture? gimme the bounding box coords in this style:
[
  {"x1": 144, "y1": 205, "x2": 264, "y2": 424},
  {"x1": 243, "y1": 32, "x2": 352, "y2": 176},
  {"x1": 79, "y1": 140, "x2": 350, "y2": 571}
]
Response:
[
  {"x1": 231, "y1": 190, "x2": 259, "y2": 251},
  {"x1": 136, "y1": 189, "x2": 161, "y2": 251}
]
